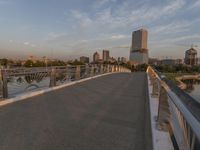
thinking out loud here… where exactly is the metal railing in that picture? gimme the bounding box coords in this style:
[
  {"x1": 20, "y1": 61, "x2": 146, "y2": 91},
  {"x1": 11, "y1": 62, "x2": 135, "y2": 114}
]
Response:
[
  {"x1": 147, "y1": 66, "x2": 200, "y2": 150},
  {"x1": 0, "y1": 64, "x2": 130, "y2": 99}
]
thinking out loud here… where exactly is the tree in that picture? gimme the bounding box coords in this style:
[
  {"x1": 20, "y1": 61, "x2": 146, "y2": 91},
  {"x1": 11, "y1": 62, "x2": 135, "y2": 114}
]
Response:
[
  {"x1": 34, "y1": 60, "x2": 45, "y2": 67},
  {"x1": 24, "y1": 60, "x2": 34, "y2": 67},
  {"x1": 0, "y1": 58, "x2": 8, "y2": 66},
  {"x1": 68, "y1": 59, "x2": 84, "y2": 66}
]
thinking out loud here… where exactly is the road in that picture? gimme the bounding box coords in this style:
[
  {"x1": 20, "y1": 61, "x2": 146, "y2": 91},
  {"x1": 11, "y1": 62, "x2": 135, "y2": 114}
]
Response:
[{"x1": 0, "y1": 72, "x2": 152, "y2": 150}]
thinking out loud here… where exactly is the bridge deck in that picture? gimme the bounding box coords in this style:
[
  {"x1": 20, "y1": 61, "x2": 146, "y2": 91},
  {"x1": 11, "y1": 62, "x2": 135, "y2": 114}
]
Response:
[{"x1": 0, "y1": 72, "x2": 152, "y2": 150}]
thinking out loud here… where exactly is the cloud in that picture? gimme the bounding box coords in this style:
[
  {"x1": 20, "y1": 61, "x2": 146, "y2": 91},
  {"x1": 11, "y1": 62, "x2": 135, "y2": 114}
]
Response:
[
  {"x1": 0, "y1": 0, "x2": 12, "y2": 5},
  {"x1": 24, "y1": 42, "x2": 30, "y2": 45},
  {"x1": 152, "y1": 34, "x2": 200, "y2": 45},
  {"x1": 110, "y1": 34, "x2": 128, "y2": 39},
  {"x1": 68, "y1": 0, "x2": 186, "y2": 33},
  {"x1": 188, "y1": 0, "x2": 200, "y2": 9},
  {"x1": 151, "y1": 21, "x2": 192, "y2": 35},
  {"x1": 27, "y1": 0, "x2": 197, "y2": 59},
  {"x1": 92, "y1": 0, "x2": 117, "y2": 9},
  {"x1": 48, "y1": 32, "x2": 66, "y2": 39},
  {"x1": 23, "y1": 41, "x2": 37, "y2": 47}
]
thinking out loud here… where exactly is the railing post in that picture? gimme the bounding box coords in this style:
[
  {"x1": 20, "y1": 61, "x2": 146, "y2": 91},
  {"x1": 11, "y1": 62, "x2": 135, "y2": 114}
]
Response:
[
  {"x1": 100, "y1": 64, "x2": 104, "y2": 74},
  {"x1": 121, "y1": 67, "x2": 124, "y2": 72},
  {"x1": 119, "y1": 66, "x2": 122, "y2": 72},
  {"x1": 0, "y1": 69, "x2": 8, "y2": 99},
  {"x1": 90, "y1": 65, "x2": 94, "y2": 77},
  {"x1": 85, "y1": 64, "x2": 90, "y2": 77},
  {"x1": 148, "y1": 68, "x2": 155, "y2": 86},
  {"x1": 49, "y1": 68, "x2": 56, "y2": 87},
  {"x1": 75, "y1": 66, "x2": 81, "y2": 80},
  {"x1": 106, "y1": 65, "x2": 110, "y2": 73},
  {"x1": 112, "y1": 65, "x2": 115, "y2": 72},
  {"x1": 157, "y1": 86, "x2": 170, "y2": 131},
  {"x1": 113, "y1": 65, "x2": 116, "y2": 72},
  {"x1": 152, "y1": 77, "x2": 159, "y2": 98},
  {"x1": 115, "y1": 65, "x2": 117, "y2": 72}
]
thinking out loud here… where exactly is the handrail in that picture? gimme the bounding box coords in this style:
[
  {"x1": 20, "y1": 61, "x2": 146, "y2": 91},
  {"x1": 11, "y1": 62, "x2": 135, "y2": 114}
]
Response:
[
  {"x1": 149, "y1": 66, "x2": 200, "y2": 122},
  {"x1": 147, "y1": 66, "x2": 200, "y2": 149},
  {"x1": 0, "y1": 64, "x2": 130, "y2": 99}
]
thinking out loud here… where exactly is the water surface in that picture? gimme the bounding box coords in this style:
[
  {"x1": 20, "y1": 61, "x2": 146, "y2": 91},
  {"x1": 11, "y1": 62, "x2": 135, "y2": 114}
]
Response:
[{"x1": 183, "y1": 80, "x2": 200, "y2": 103}]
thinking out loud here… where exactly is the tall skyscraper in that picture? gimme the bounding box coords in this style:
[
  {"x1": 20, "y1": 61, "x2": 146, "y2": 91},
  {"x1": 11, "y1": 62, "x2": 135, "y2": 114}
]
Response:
[
  {"x1": 184, "y1": 47, "x2": 197, "y2": 66},
  {"x1": 129, "y1": 28, "x2": 148, "y2": 64},
  {"x1": 93, "y1": 52, "x2": 100, "y2": 63},
  {"x1": 103, "y1": 50, "x2": 110, "y2": 62}
]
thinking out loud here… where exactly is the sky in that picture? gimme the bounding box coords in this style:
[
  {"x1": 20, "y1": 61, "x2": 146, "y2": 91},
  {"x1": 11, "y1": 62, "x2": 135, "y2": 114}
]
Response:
[{"x1": 0, "y1": 0, "x2": 200, "y2": 60}]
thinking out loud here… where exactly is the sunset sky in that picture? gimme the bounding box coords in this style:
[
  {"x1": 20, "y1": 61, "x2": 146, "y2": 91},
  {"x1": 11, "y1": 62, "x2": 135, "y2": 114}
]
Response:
[{"x1": 0, "y1": 0, "x2": 200, "y2": 60}]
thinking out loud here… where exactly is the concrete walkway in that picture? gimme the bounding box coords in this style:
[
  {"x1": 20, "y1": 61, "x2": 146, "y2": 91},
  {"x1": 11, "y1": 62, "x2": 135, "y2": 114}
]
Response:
[{"x1": 0, "y1": 72, "x2": 152, "y2": 150}]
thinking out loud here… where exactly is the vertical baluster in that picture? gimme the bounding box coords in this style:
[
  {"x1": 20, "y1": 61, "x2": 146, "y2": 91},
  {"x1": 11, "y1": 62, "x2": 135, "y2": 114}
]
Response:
[
  {"x1": 49, "y1": 68, "x2": 56, "y2": 87},
  {"x1": 75, "y1": 66, "x2": 81, "y2": 80},
  {"x1": 90, "y1": 65, "x2": 94, "y2": 77},
  {"x1": 106, "y1": 64, "x2": 110, "y2": 73},
  {"x1": 85, "y1": 64, "x2": 89, "y2": 77},
  {"x1": 191, "y1": 134, "x2": 196, "y2": 150},
  {"x1": 152, "y1": 77, "x2": 159, "y2": 97},
  {"x1": 100, "y1": 64, "x2": 104, "y2": 74},
  {"x1": 0, "y1": 69, "x2": 8, "y2": 99},
  {"x1": 157, "y1": 86, "x2": 170, "y2": 131}
]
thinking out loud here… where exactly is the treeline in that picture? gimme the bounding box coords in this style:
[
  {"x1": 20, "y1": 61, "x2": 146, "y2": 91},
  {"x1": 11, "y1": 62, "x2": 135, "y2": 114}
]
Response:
[
  {"x1": 154, "y1": 64, "x2": 200, "y2": 73},
  {"x1": 24, "y1": 60, "x2": 67, "y2": 67},
  {"x1": 0, "y1": 58, "x2": 85, "y2": 68},
  {"x1": 121, "y1": 64, "x2": 200, "y2": 73}
]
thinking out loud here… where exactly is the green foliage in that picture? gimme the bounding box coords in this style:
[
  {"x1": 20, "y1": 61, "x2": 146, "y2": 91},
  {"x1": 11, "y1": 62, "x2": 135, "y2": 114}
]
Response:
[
  {"x1": 154, "y1": 64, "x2": 200, "y2": 74},
  {"x1": 0, "y1": 58, "x2": 8, "y2": 66},
  {"x1": 164, "y1": 73, "x2": 180, "y2": 84},
  {"x1": 34, "y1": 60, "x2": 45, "y2": 67},
  {"x1": 24, "y1": 60, "x2": 66, "y2": 67},
  {"x1": 130, "y1": 64, "x2": 148, "y2": 72},
  {"x1": 24, "y1": 60, "x2": 34, "y2": 67},
  {"x1": 49, "y1": 60, "x2": 66, "y2": 66},
  {"x1": 68, "y1": 60, "x2": 84, "y2": 66}
]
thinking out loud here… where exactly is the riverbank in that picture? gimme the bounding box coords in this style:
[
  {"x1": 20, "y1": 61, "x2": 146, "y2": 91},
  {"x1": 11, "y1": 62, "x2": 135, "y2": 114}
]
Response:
[{"x1": 164, "y1": 73, "x2": 200, "y2": 90}]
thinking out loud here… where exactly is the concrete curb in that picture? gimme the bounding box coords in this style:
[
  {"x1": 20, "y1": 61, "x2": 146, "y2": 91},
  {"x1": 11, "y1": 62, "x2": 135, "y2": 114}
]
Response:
[{"x1": 0, "y1": 72, "x2": 126, "y2": 107}]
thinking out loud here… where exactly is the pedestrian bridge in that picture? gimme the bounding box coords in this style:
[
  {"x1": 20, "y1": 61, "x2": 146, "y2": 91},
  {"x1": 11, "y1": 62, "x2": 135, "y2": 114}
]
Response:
[
  {"x1": 0, "y1": 65, "x2": 199, "y2": 150},
  {"x1": 0, "y1": 72, "x2": 152, "y2": 150}
]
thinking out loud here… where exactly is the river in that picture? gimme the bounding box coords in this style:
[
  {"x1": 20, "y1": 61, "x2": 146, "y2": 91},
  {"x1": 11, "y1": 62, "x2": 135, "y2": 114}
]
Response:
[{"x1": 183, "y1": 79, "x2": 200, "y2": 103}]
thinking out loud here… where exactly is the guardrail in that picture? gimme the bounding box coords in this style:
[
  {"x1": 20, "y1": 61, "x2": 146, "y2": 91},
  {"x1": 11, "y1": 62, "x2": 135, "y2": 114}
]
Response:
[
  {"x1": 147, "y1": 66, "x2": 200, "y2": 150},
  {"x1": 0, "y1": 64, "x2": 130, "y2": 99}
]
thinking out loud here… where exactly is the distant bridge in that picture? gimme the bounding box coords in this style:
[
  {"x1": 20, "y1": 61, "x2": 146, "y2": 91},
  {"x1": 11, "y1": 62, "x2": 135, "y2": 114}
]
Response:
[{"x1": 0, "y1": 65, "x2": 199, "y2": 150}]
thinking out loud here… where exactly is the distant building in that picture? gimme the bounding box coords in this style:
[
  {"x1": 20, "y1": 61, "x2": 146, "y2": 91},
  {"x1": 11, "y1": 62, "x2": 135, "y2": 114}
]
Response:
[
  {"x1": 184, "y1": 47, "x2": 197, "y2": 66},
  {"x1": 197, "y1": 58, "x2": 200, "y2": 65},
  {"x1": 93, "y1": 52, "x2": 100, "y2": 63},
  {"x1": 108, "y1": 57, "x2": 117, "y2": 63},
  {"x1": 117, "y1": 57, "x2": 121, "y2": 62},
  {"x1": 118, "y1": 57, "x2": 127, "y2": 63},
  {"x1": 121, "y1": 57, "x2": 127, "y2": 63},
  {"x1": 161, "y1": 59, "x2": 176, "y2": 65},
  {"x1": 159, "y1": 59, "x2": 183, "y2": 66},
  {"x1": 175, "y1": 59, "x2": 183, "y2": 65},
  {"x1": 129, "y1": 28, "x2": 149, "y2": 65},
  {"x1": 80, "y1": 56, "x2": 89, "y2": 64},
  {"x1": 103, "y1": 50, "x2": 110, "y2": 62},
  {"x1": 149, "y1": 58, "x2": 159, "y2": 65}
]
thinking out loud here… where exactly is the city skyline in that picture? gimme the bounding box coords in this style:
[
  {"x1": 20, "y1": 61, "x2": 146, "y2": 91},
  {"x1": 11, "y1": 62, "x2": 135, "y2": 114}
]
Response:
[{"x1": 0, "y1": 0, "x2": 200, "y2": 59}]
